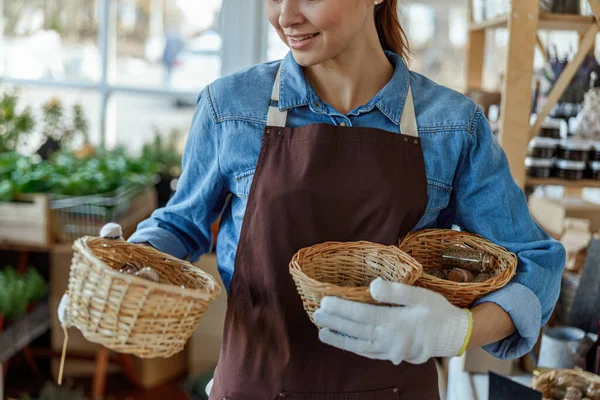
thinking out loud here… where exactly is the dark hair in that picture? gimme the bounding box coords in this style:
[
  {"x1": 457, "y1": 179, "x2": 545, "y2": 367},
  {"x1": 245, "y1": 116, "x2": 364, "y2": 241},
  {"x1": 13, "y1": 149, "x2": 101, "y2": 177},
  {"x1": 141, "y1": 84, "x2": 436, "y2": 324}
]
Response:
[{"x1": 374, "y1": 0, "x2": 410, "y2": 60}]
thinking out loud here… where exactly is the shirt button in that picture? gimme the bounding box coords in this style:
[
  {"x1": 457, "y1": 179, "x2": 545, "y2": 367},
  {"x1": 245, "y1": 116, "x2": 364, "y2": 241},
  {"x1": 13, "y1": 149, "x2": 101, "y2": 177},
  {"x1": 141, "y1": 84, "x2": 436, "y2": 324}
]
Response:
[
  {"x1": 340, "y1": 121, "x2": 347, "y2": 127},
  {"x1": 313, "y1": 101, "x2": 321, "y2": 108}
]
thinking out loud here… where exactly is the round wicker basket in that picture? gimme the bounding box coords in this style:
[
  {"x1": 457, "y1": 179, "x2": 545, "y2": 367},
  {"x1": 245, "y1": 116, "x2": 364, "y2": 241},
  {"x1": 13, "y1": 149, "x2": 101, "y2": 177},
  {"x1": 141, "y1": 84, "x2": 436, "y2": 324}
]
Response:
[
  {"x1": 531, "y1": 369, "x2": 600, "y2": 400},
  {"x1": 289, "y1": 241, "x2": 423, "y2": 326},
  {"x1": 397, "y1": 229, "x2": 517, "y2": 308},
  {"x1": 63, "y1": 236, "x2": 221, "y2": 358}
]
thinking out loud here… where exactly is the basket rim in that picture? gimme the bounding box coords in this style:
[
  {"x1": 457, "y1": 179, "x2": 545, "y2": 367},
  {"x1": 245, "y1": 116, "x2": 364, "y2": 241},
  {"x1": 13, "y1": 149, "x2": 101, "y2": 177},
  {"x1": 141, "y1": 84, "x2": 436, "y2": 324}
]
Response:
[
  {"x1": 73, "y1": 236, "x2": 221, "y2": 301},
  {"x1": 289, "y1": 241, "x2": 422, "y2": 292}
]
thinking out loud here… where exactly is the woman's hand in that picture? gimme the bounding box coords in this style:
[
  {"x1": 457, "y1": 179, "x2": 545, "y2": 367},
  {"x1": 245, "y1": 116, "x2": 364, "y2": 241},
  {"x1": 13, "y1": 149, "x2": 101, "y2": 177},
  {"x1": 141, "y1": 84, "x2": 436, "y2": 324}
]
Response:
[{"x1": 313, "y1": 278, "x2": 473, "y2": 365}]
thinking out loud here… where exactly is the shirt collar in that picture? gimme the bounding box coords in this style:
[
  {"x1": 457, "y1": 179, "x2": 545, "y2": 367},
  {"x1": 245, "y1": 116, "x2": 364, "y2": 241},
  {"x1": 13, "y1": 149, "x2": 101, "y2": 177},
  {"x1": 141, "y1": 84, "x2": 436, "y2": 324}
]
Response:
[{"x1": 277, "y1": 51, "x2": 410, "y2": 125}]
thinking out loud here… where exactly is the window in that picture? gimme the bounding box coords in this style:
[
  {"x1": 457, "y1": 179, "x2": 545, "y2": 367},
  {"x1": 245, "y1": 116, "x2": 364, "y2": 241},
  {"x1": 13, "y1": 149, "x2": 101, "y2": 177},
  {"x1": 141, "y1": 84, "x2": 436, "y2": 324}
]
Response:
[
  {"x1": 1, "y1": 0, "x2": 100, "y2": 82},
  {"x1": 114, "y1": 0, "x2": 223, "y2": 91},
  {"x1": 1, "y1": 0, "x2": 225, "y2": 152}
]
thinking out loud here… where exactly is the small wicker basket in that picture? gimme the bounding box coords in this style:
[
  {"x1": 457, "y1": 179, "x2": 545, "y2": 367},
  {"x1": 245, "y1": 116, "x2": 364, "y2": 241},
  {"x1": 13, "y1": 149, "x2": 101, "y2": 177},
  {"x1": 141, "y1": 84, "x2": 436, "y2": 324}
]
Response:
[
  {"x1": 289, "y1": 241, "x2": 423, "y2": 326},
  {"x1": 398, "y1": 229, "x2": 517, "y2": 308},
  {"x1": 61, "y1": 236, "x2": 221, "y2": 362},
  {"x1": 531, "y1": 369, "x2": 600, "y2": 400}
]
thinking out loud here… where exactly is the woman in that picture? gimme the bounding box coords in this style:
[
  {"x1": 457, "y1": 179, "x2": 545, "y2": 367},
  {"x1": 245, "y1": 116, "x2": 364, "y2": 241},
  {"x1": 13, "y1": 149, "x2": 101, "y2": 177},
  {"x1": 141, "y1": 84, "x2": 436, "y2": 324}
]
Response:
[{"x1": 128, "y1": 0, "x2": 565, "y2": 398}]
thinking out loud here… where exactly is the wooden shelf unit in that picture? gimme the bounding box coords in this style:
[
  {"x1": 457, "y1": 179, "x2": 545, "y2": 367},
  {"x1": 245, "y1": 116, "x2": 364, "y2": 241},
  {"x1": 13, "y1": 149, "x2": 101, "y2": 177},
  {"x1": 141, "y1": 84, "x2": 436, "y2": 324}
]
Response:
[
  {"x1": 525, "y1": 177, "x2": 600, "y2": 189},
  {"x1": 466, "y1": 1, "x2": 600, "y2": 189},
  {"x1": 469, "y1": 12, "x2": 597, "y2": 33}
]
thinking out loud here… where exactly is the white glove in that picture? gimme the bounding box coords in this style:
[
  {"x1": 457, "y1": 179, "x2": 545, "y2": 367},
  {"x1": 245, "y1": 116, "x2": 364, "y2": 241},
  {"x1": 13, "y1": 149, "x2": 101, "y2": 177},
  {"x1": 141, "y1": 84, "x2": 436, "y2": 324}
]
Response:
[
  {"x1": 58, "y1": 293, "x2": 69, "y2": 326},
  {"x1": 313, "y1": 278, "x2": 473, "y2": 365}
]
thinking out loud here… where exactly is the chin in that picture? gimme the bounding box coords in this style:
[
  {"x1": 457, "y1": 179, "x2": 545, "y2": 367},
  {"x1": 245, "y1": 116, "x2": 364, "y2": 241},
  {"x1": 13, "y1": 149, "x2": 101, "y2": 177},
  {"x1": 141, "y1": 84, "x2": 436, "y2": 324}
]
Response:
[{"x1": 290, "y1": 50, "x2": 331, "y2": 68}]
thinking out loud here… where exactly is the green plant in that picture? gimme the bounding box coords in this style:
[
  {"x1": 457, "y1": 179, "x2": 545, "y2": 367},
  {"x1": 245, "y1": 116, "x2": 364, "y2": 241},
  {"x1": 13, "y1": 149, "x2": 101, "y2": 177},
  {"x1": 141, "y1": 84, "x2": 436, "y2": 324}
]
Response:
[
  {"x1": 0, "y1": 149, "x2": 157, "y2": 201},
  {"x1": 0, "y1": 89, "x2": 35, "y2": 153},
  {"x1": 141, "y1": 127, "x2": 183, "y2": 177},
  {"x1": 38, "y1": 381, "x2": 85, "y2": 400},
  {"x1": 40, "y1": 98, "x2": 89, "y2": 150},
  {"x1": 0, "y1": 266, "x2": 47, "y2": 320}
]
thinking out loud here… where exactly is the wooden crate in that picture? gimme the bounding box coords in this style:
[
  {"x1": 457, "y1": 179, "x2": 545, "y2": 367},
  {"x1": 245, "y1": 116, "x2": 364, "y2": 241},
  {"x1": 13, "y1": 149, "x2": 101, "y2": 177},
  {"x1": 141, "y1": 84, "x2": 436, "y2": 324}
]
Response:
[
  {"x1": 0, "y1": 187, "x2": 158, "y2": 250},
  {"x1": 0, "y1": 194, "x2": 51, "y2": 249}
]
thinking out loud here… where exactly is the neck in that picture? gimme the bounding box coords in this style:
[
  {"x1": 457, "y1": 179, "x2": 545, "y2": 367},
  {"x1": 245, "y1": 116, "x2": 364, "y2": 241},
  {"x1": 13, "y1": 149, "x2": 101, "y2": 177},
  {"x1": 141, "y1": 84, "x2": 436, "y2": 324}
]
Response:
[{"x1": 303, "y1": 45, "x2": 394, "y2": 115}]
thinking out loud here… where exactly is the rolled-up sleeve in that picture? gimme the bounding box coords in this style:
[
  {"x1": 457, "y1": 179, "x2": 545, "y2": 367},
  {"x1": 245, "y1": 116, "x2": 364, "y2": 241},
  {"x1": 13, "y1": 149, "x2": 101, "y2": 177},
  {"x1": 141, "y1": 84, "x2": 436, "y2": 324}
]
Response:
[
  {"x1": 128, "y1": 86, "x2": 228, "y2": 261},
  {"x1": 437, "y1": 109, "x2": 566, "y2": 360}
]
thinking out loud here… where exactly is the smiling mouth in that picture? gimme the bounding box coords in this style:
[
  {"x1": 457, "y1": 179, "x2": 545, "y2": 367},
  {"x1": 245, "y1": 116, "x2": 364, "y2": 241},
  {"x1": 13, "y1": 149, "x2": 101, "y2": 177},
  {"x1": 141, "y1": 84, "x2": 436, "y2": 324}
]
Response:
[{"x1": 288, "y1": 33, "x2": 320, "y2": 42}]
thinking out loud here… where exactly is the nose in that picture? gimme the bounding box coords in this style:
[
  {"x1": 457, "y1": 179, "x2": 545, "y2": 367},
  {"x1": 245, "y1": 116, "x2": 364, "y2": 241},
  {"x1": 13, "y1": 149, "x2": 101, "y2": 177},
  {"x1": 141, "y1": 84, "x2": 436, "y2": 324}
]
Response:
[{"x1": 279, "y1": 0, "x2": 304, "y2": 29}]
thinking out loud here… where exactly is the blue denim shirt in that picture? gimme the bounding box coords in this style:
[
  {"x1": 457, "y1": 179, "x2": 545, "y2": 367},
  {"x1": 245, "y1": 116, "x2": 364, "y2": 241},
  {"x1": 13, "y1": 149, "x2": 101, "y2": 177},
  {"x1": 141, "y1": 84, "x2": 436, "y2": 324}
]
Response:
[{"x1": 129, "y1": 51, "x2": 566, "y2": 360}]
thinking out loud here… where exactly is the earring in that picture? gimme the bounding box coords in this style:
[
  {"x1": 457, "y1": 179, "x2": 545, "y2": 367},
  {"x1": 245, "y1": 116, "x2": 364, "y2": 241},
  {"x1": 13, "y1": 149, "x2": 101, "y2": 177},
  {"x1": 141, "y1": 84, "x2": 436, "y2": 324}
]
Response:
[{"x1": 374, "y1": 0, "x2": 379, "y2": 4}]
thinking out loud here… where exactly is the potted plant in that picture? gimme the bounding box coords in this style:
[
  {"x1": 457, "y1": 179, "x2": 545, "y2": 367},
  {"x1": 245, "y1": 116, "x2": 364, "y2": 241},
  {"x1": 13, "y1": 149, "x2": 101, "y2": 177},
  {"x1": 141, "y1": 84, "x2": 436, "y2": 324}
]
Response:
[
  {"x1": 38, "y1": 98, "x2": 92, "y2": 160},
  {"x1": 0, "y1": 89, "x2": 35, "y2": 154},
  {"x1": 141, "y1": 127, "x2": 183, "y2": 207},
  {"x1": 0, "y1": 266, "x2": 47, "y2": 330}
]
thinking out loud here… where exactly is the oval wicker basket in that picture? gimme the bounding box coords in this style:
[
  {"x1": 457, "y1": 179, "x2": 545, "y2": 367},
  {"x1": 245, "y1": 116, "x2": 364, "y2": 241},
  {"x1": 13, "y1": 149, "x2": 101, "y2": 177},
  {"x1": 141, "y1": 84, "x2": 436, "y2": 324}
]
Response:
[
  {"x1": 63, "y1": 236, "x2": 221, "y2": 358},
  {"x1": 531, "y1": 369, "x2": 600, "y2": 399},
  {"x1": 397, "y1": 229, "x2": 517, "y2": 308},
  {"x1": 289, "y1": 241, "x2": 423, "y2": 326}
]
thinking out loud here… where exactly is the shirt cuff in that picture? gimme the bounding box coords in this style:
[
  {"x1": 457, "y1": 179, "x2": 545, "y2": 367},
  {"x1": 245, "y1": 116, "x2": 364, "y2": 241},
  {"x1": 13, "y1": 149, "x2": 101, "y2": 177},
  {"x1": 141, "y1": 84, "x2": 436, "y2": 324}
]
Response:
[
  {"x1": 128, "y1": 227, "x2": 188, "y2": 260},
  {"x1": 472, "y1": 282, "x2": 542, "y2": 360}
]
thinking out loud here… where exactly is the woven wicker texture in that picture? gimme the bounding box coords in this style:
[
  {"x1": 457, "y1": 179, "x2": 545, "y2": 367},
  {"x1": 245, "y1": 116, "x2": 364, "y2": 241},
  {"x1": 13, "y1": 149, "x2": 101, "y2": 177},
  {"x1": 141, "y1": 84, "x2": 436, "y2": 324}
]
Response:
[
  {"x1": 64, "y1": 236, "x2": 221, "y2": 358},
  {"x1": 531, "y1": 369, "x2": 600, "y2": 400},
  {"x1": 289, "y1": 241, "x2": 423, "y2": 326},
  {"x1": 398, "y1": 229, "x2": 517, "y2": 308}
]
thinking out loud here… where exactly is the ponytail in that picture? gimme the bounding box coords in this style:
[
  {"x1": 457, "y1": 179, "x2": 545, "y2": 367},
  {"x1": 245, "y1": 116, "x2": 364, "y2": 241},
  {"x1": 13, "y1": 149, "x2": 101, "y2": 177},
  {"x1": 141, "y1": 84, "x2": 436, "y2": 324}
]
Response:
[{"x1": 374, "y1": 0, "x2": 410, "y2": 60}]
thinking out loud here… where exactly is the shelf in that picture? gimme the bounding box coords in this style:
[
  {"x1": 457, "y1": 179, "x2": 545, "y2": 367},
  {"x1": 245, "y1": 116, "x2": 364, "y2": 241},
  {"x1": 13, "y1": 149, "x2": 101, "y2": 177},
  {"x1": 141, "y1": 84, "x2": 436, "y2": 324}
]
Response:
[
  {"x1": 470, "y1": 12, "x2": 597, "y2": 33},
  {"x1": 470, "y1": 14, "x2": 509, "y2": 31},
  {"x1": 0, "y1": 299, "x2": 50, "y2": 362},
  {"x1": 526, "y1": 177, "x2": 600, "y2": 188}
]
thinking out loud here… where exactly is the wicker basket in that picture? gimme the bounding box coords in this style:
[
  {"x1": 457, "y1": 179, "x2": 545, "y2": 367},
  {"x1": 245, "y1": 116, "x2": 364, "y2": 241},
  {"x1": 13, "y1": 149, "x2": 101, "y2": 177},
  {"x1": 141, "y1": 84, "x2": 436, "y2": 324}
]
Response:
[
  {"x1": 397, "y1": 229, "x2": 517, "y2": 308},
  {"x1": 289, "y1": 241, "x2": 423, "y2": 326},
  {"x1": 62, "y1": 236, "x2": 221, "y2": 359},
  {"x1": 532, "y1": 369, "x2": 600, "y2": 400}
]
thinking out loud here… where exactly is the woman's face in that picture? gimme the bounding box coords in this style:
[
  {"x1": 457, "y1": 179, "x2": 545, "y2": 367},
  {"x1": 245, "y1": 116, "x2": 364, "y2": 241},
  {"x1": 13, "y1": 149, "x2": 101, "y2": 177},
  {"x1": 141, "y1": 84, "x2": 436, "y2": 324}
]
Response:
[{"x1": 267, "y1": 0, "x2": 375, "y2": 67}]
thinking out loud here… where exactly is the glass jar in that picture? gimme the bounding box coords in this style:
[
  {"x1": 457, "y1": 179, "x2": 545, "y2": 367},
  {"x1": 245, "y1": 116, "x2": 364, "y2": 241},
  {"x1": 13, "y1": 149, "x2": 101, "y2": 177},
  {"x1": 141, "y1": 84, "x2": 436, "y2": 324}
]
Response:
[
  {"x1": 556, "y1": 159, "x2": 586, "y2": 180},
  {"x1": 441, "y1": 247, "x2": 494, "y2": 273},
  {"x1": 528, "y1": 137, "x2": 559, "y2": 159},
  {"x1": 557, "y1": 139, "x2": 592, "y2": 162},
  {"x1": 588, "y1": 161, "x2": 600, "y2": 180},
  {"x1": 525, "y1": 157, "x2": 554, "y2": 178},
  {"x1": 540, "y1": 118, "x2": 563, "y2": 139},
  {"x1": 589, "y1": 142, "x2": 600, "y2": 162}
]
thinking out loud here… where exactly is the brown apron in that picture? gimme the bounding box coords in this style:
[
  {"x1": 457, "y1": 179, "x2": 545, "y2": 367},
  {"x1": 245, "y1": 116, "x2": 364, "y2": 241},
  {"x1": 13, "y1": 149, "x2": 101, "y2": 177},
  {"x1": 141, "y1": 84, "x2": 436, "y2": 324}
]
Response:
[{"x1": 210, "y1": 65, "x2": 438, "y2": 400}]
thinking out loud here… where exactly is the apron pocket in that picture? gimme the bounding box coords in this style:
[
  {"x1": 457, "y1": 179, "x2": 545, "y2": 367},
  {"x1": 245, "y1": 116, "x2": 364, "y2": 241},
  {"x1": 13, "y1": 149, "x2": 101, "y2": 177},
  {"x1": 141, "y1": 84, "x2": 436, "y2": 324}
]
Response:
[{"x1": 275, "y1": 387, "x2": 399, "y2": 400}]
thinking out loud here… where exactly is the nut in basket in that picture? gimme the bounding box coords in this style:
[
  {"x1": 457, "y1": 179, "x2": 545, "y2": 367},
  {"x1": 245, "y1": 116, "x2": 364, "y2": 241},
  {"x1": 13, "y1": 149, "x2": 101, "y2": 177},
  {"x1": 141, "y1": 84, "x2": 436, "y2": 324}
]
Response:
[
  {"x1": 61, "y1": 224, "x2": 221, "y2": 360},
  {"x1": 289, "y1": 241, "x2": 423, "y2": 326},
  {"x1": 398, "y1": 229, "x2": 517, "y2": 308}
]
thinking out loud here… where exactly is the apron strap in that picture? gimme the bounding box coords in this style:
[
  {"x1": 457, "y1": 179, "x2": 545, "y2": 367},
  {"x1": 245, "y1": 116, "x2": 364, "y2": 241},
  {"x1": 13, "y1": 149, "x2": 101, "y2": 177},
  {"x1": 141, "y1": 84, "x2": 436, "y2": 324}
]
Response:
[
  {"x1": 400, "y1": 85, "x2": 418, "y2": 138},
  {"x1": 267, "y1": 66, "x2": 288, "y2": 127},
  {"x1": 267, "y1": 64, "x2": 419, "y2": 138}
]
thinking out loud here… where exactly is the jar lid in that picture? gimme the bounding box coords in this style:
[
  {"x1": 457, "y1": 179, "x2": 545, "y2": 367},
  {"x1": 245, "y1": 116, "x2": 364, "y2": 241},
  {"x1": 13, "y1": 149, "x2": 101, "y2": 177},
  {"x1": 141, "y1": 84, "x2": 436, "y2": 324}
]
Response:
[
  {"x1": 529, "y1": 137, "x2": 560, "y2": 149},
  {"x1": 525, "y1": 157, "x2": 554, "y2": 168},
  {"x1": 589, "y1": 161, "x2": 600, "y2": 171},
  {"x1": 531, "y1": 114, "x2": 562, "y2": 128},
  {"x1": 591, "y1": 141, "x2": 600, "y2": 151},
  {"x1": 556, "y1": 159, "x2": 586, "y2": 170},
  {"x1": 559, "y1": 139, "x2": 592, "y2": 151}
]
